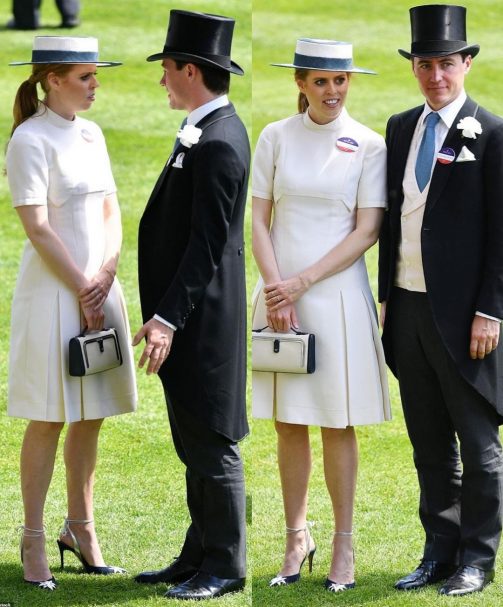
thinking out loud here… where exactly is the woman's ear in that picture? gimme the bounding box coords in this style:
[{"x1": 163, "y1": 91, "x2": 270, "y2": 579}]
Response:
[
  {"x1": 46, "y1": 72, "x2": 59, "y2": 89},
  {"x1": 295, "y1": 78, "x2": 306, "y2": 93}
]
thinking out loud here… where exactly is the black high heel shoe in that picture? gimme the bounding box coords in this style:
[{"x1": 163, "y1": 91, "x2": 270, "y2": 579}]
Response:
[
  {"x1": 324, "y1": 530, "x2": 355, "y2": 593},
  {"x1": 57, "y1": 518, "x2": 126, "y2": 575},
  {"x1": 20, "y1": 525, "x2": 58, "y2": 590},
  {"x1": 269, "y1": 525, "x2": 316, "y2": 587}
]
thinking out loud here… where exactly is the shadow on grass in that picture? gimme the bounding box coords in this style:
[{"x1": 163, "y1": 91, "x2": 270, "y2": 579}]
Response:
[
  {"x1": 251, "y1": 570, "x2": 410, "y2": 606},
  {"x1": 0, "y1": 561, "x2": 175, "y2": 606}
]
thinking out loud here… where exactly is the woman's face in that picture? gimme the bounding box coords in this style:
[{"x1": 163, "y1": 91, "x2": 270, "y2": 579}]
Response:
[
  {"x1": 47, "y1": 64, "x2": 99, "y2": 119},
  {"x1": 296, "y1": 70, "x2": 350, "y2": 124}
]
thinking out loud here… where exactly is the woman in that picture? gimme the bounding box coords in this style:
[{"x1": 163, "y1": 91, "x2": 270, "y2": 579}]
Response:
[
  {"x1": 252, "y1": 38, "x2": 391, "y2": 592},
  {"x1": 6, "y1": 36, "x2": 137, "y2": 590}
]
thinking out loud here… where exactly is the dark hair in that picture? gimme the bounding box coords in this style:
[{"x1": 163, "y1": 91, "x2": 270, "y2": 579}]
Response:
[
  {"x1": 174, "y1": 60, "x2": 230, "y2": 95},
  {"x1": 294, "y1": 68, "x2": 351, "y2": 114},
  {"x1": 11, "y1": 63, "x2": 74, "y2": 136}
]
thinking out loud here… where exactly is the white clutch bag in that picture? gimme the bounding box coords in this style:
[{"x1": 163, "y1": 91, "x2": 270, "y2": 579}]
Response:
[
  {"x1": 252, "y1": 327, "x2": 316, "y2": 374},
  {"x1": 69, "y1": 328, "x2": 123, "y2": 377}
]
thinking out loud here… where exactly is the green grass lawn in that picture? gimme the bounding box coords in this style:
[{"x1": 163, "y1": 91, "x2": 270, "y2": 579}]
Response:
[
  {"x1": 1, "y1": 1, "x2": 503, "y2": 606},
  {"x1": 251, "y1": 1, "x2": 503, "y2": 606}
]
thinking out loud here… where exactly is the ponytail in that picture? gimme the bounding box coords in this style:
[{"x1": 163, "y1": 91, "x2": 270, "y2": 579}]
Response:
[
  {"x1": 10, "y1": 63, "x2": 73, "y2": 137},
  {"x1": 11, "y1": 77, "x2": 39, "y2": 136}
]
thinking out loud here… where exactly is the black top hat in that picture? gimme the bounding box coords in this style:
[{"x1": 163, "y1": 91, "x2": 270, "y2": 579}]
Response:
[
  {"x1": 399, "y1": 4, "x2": 479, "y2": 60},
  {"x1": 146, "y1": 9, "x2": 243, "y2": 75}
]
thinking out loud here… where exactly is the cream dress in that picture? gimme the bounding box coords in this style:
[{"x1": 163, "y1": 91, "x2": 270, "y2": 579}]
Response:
[
  {"x1": 6, "y1": 105, "x2": 137, "y2": 422},
  {"x1": 252, "y1": 108, "x2": 391, "y2": 428}
]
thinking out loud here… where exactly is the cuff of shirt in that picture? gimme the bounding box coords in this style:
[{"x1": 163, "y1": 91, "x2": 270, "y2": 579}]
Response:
[
  {"x1": 153, "y1": 314, "x2": 177, "y2": 331},
  {"x1": 475, "y1": 311, "x2": 502, "y2": 323}
]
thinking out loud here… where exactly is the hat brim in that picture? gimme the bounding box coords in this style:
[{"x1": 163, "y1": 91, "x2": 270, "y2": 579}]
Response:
[
  {"x1": 270, "y1": 63, "x2": 376, "y2": 75},
  {"x1": 9, "y1": 60, "x2": 121, "y2": 67},
  {"x1": 398, "y1": 44, "x2": 480, "y2": 60},
  {"x1": 146, "y1": 50, "x2": 244, "y2": 75}
]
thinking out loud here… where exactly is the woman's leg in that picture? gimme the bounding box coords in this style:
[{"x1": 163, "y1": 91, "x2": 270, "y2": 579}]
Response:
[
  {"x1": 21, "y1": 420, "x2": 65, "y2": 581},
  {"x1": 274, "y1": 420, "x2": 314, "y2": 576},
  {"x1": 321, "y1": 426, "x2": 358, "y2": 584},
  {"x1": 60, "y1": 418, "x2": 106, "y2": 566}
]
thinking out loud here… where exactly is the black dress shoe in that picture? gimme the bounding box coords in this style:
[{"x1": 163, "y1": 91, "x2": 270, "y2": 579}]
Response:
[
  {"x1": 395, "y1": 560, "x2": 456, "y2": 591},
  {"x1": 134, "y1": 557, "x2": 197, "y2": 585},
  {"x1": 438, "y1": 565, "x2": 495, "y2": 596},
  {"x1": 164, "y1": 572, "x2": 245, "y2": 600},
  {"x1": 60, "y1": 18, "x2": 80, "y2": 28}
]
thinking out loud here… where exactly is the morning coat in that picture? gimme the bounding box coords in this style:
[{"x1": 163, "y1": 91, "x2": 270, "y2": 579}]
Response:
[
  {"x1": 138, "y1": 103, "x2": 250, "y2": 440},
  {"x1": 379, "y1": 96, "x2": 503, "y2": 415}
]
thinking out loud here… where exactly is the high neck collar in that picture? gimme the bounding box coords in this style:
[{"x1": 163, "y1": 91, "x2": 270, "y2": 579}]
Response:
[
  {"x1": 39, "y1": 103, "x2": 78, "y2": 129},
  {"x1": 302, "y1": 107, "x2": 348, "y2": 132}
]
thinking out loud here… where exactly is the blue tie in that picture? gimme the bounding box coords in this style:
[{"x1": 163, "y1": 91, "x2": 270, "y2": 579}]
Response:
[{"x1": 415, "y1": 112, "x2": 440, "y2": 192}]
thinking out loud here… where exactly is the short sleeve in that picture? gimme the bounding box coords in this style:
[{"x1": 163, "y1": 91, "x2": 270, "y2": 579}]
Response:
[
  {"x1": 6, "y1": 132, "x2": 49, "y2": 207},
  {"x1": 356, "y1": 133, "x2": 387, "y2": 209},
  {"x1": 252, "y1": 125, "x2": 276, "y2": 201}
]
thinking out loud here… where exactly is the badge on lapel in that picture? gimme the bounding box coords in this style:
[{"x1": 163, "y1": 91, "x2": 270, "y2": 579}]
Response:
[
  {"x1": 437, "y1": 147, "x2": 456, "y2": 164},
  {"x1": 172, "y1": 152, "x2": 185, "y2": 169}
]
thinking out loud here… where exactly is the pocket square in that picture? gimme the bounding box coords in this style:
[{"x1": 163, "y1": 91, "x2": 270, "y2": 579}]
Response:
[
  {"x1": 172, "y1": 152, "x2": 185, "y2": 168},
  {"x1": 456, "y1": 145, "x2": 476, "y2": 162}
]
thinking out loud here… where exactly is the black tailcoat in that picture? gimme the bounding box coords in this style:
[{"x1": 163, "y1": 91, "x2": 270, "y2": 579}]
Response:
[
  {"x1": 379, "y1": 97, "x2": 503, "y2": 415},
  {"x1": 138, "y1": 103, "x2": 250, "y2": 441}
]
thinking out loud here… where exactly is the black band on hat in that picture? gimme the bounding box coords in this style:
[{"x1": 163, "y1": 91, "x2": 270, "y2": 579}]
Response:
[
  {"x1": 293, "y1": 53, "x2": 353, "y2": 70},
  {"x1": 32, "y1": 50, "x2": 99, "y2": 62}
]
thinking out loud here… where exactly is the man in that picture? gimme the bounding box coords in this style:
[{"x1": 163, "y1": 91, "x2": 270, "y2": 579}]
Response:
[
  {"x1": 133, "y1": 9, "x2": 249, "y2": 601},
  {"x1": 7, "y1": 0, "x2": 80, "y2": 29},
  {"x1": 379, "y1": 4, "x2": 503, "y2": 597}
]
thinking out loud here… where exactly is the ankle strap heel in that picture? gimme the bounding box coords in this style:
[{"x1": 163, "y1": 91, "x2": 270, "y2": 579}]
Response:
[
  {"x1": 19, "y1": 525, "x2": 57, "y2": 591},
  {"x1": 325, "y1": 529, "x2": 355, "y2": 593},
  {"x1": 57, "y1": 517, "x2": 126, "y2": 575},
  {"x1": 269, "y1": 523, "x2": 316, "y2": 587}
]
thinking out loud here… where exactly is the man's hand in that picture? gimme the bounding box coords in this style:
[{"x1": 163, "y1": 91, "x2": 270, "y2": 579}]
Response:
[
  {"x1": 470, "y1": 315, "x2": 500, "y2": 360},
  {"x1": 132, "y1": 318, "x2": 174, "y2": 374}
]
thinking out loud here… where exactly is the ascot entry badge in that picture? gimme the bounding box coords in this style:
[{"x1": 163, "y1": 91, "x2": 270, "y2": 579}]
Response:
[
  {"x1": 336, "y1": 137, "x2": 359, "y2": 153},
  {"x1": 437, "y1": 147, "x2": 456, "y2": 164}
]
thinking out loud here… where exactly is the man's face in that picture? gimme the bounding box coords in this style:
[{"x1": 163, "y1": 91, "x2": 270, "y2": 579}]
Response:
[
  {"x1": 160, "y1": 58, "x2": 188, "y2": 110},
  {"x1": 412, "y1": 53, "x2": 472, "y2": 110}
]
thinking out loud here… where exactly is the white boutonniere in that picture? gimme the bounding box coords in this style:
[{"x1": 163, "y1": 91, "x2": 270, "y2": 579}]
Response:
[
  {"x1": 177, "y1": 124, "x2": 202, "y2": 148},
  {"x1": 457, "y1": 116, "x2": 482, "y2": 139}
]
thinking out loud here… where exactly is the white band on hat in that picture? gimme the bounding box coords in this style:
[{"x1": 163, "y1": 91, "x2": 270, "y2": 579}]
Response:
[
  {"x1": 33, "y1": 36, "x2": 99, "y2": 53},
  {"x1": 296, "y1": 39, "x2": 353, "y2": 60}
]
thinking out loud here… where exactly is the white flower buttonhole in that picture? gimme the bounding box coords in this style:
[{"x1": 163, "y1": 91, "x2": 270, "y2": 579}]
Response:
[
  {"x1": 457, "y1": 116, "x2": 482, "y2": 139},
  {"x1": 178, "y1": 124, "x2": 202, "y2": 148}
]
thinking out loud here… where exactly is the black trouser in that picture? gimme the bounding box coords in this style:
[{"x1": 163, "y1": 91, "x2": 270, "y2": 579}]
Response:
[
  {"x1": 390, "y1": 288, "x2": 503, "y2": 570},
  {"x1": 163, "y1": 388, "x2": 246, "y2": 579},
  {"x1": 12, "y1": 0, "x2": 79, "y2": 28}
]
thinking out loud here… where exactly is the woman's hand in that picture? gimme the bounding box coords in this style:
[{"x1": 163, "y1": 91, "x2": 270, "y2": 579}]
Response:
[
  {"x1": 78, "y1": 268, "x2": 115, "y2": 311},
  {"x1": 266, "y1": 303, "x2": 299, "y2": 333},
  {"x1": 264, "y1": 275, "x2": 310, "y2": 311},
  {"x1": 80, "y1": 300, "x2": 105, "y2": 331}
]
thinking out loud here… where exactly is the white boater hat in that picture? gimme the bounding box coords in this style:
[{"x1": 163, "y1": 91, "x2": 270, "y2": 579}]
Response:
[
  {"x1": 10, "y1": 36, "x2": 121, "y2": 67},
  {"x1": 271, "y1": 38, "x2": 376, "y2": 74}
]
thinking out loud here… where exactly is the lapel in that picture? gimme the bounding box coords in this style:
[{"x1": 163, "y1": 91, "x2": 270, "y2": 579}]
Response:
[
  {"x1": 425, "y1": 96, "x2": 478, "y2": 215},
  {"x1": 144, "y1": 104, "x2": 236, "y2": 212},
  {"x1": 392, "y1": 107, "x2": 422, "y2": 194}
]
